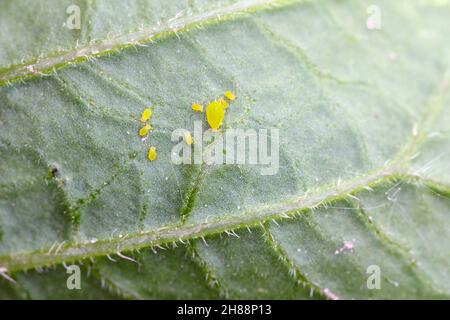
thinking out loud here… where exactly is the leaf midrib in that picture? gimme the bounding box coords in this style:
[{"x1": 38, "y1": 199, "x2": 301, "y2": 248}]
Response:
[{"x1": 2, "y1": 167, "x2": 449, "y2": 272}]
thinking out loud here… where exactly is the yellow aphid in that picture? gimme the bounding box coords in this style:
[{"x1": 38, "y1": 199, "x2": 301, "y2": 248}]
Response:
[
  {"x1": 183, "y1": 131, "x2": 193, "y2": 145},
  {"x1": 206, "y1": 100, "x2": 225, "y2": 131},
  {"x1": 224, "y1": 90, "x2": 236, "y2": 101},
  {"x1": 218, "y1": 98, "x2": 229, "y2": 109},
  {"x1": 139, "y1": 124, "x2": 151, "y2": 137},
  {"x1": 141, "y1": 108, "x2": 152, "y2": 122},
  {"x1": 191, "y1": 103, "x2": 204, "y2": 112},
  {"x1": 147, "y1": 147, "x2": 157, "y2": 161}
]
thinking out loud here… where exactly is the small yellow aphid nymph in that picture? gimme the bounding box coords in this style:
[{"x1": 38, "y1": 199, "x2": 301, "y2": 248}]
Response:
[
  {"x1": 224, "y1": 90, "x2": 236, "y2": 101},
  {"x1": 183, "y1": 130, "x2": 193, "y2": 145},
  {"x1": 139, "y1": 124, "x2": 151, "y2": 137},
  {"x1": 148, "y1": 146, "x2": 157, "y2": 161},
  {"x1": 191, "y1": 103, "x2": 204, "y2": 112},
  {"x1": 141, "y1": 108, "x2": 152, "y2": 122},
  {"x1": 206, "y1": 100, "x2": 225, "y2": 131},
  {"x1": 217, "y1": 98, "x2": 229, "y2": 109}
]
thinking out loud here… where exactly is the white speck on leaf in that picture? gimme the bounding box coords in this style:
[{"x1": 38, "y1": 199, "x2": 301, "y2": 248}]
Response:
[
  {"x1": 323, "y1": 288, "x2": 339, "y2": 300},
  {"x1": 334, "y1": 240, "x2": 354, "y2": 255}
]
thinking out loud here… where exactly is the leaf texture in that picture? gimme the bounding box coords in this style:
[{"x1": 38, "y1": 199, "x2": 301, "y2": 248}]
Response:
[{"x1": 1, "y1": 0, "x2": 450, "y2": 299}]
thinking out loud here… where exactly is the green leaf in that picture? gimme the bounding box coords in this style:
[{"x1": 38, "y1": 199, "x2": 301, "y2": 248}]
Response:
[{"x1": 1, "y1": 0, "x2": 450, "y2": 299}]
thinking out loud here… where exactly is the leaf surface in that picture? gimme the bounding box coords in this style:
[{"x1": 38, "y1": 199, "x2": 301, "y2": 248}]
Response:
[{"x1": 1, "y1": 0, "x2": 450, "y2": 299}]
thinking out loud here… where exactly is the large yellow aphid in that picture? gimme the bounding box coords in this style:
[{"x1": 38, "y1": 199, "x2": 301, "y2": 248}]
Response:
[
  {"x1": 191, "y1": 103, "x2": 204, "y2": 112},
  {"x1": 139, "y1": 124, "x2": 151, "y2": 137},
  {"x1": 141, "y1": 108, "x2": 152, "y2": 122},
  {"x1": 206, "y1": 100, "x2": 225, "y2": 131},
  {"x1": 224, "y1": 90, "x2": 236, "y2": 101},
  {"x1": 183, "y1": 130, "x2": 193, "y2": 145},
  {"x1": 217, "y1": 98, "x2": 229, "y2": 109},
  {"x1": 147, "y1": 146, "x2": 157, "y2": 161}
]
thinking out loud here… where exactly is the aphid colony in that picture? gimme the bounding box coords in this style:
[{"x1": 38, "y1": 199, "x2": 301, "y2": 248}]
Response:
[
  {"x1": 192, "y1": 90, "x2": 236, "y2": 131},
  {"x1": 138, "y1": 91, "x2": 236, "y2": 161},
  {"x1": 138, "y1": 107, "x2": 157, "y2": 161}
]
